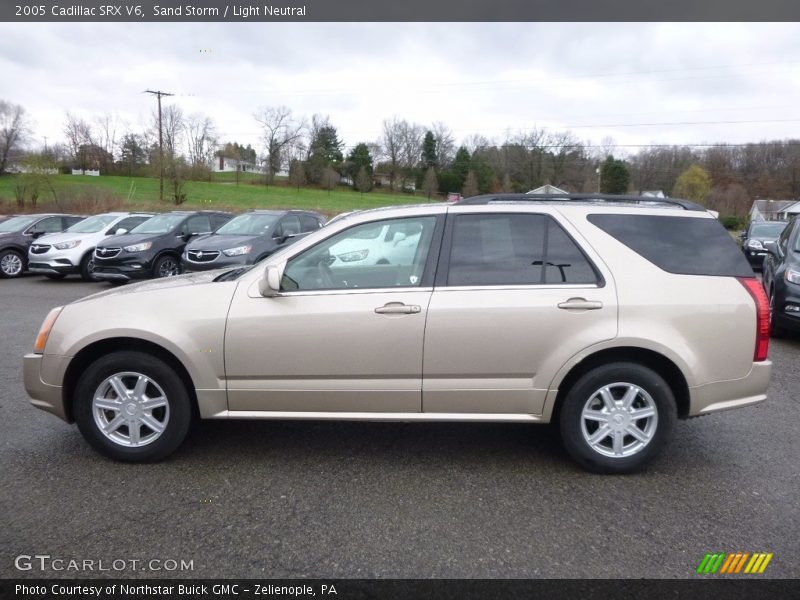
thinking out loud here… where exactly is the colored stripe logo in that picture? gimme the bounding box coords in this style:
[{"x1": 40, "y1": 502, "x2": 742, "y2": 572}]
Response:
[{"x1": 696, "y1": 552, "x2": 773, "y2": 574}]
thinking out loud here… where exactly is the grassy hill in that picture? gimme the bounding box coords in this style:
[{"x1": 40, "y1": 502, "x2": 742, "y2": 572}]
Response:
[{"x1": 0, "y1": 174, "x2": 434, "y2": 217}]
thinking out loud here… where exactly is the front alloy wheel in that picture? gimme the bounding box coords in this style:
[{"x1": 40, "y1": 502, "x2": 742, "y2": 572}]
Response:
[
  {"x1": 74, "y1": 351, "x2": 192, "y2": 462},
  {"x1": 559, "y1": 362, "x2": 676, "y2": 474},
  {"x1": 155, "y1": 256, "x2": 180, "y2": 278},
  {"x1": 0, "y1": 250, "x2": 24, "y2": 278}
]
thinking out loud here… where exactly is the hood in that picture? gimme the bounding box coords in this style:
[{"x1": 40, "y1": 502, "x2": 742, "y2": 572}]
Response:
[
  {"x1": 72, "y1": 269, "x2": 228, "y2": 303},
  {"x1": 96, "y1": 233, "x2": 162, "y2": 248},
  {"x1": 33, "y1": 231, "x2": 87, "y2": 245},
  {"x1": 186, "y1": 234, "x2": 263, "y2": 252}
]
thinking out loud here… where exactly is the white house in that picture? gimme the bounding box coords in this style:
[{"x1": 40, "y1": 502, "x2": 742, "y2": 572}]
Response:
[
  {"x1": 641, "y1": 190, "x2": 665, "y2": 198},
  {"x1": 749, "y1": 199, "x2": 797, "y2": 222},
  {"x1": 777, "y1": 200, "x2": 800, "y2": 220},
  {"x1": 215, "y1": 156, "x2": 263, "y2": 173}
]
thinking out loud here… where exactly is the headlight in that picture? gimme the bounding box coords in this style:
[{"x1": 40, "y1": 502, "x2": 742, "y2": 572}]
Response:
[
  {"x1": 53, "y1": 240, "x2": 81, "y2": 250},
  {"x1": 786, "y1": 268, "x2": 800, "y2": 285},
  {"x1": 124, "y1": 242, "x2": 152, "y2": 252},
  {"x1": 34, "y1": 306, "x2": 63, "y2": 354},
  {"x1": 222, "y1": 245, "x2": 252, "y2": 257},
  {"x1": 338, "y1": 249, "x2": 369, "y2": 262},
  {"x1": 746, "y1": 239, "x2": 764, "y2": 250}
]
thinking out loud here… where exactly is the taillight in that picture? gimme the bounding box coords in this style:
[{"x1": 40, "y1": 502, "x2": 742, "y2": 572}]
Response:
[{"x1": 737, "y1": 277, "x2": 770, "y2": 362}]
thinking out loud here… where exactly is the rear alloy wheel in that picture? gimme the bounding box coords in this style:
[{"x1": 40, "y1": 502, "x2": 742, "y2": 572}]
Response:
[
  {"x1": 80, "y1": 252, "x2": 97, "y2": 281},
  {"x1": 0, "y1": 249, "x2": 24, "y2": 278},
  {"x1": 74, "y1": 351, "x2": 192, "y2": 462},
  {"x1": 559, "y1": 362, "x2": 676, "y2": 474},
  {"x1": 154, "y1": 255, "x2": 180, "y2": 278}
]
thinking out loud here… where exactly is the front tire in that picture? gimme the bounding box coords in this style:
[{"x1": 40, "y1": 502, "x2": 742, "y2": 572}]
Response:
[
  {"x1": 153, "y1": 255, "x2": 180, "y2": 278},
  {"x1": 80, "y1": 252, "x2": 97, "y2": 281},
  {"x1": 559, "y1": 362, "x2": 676, "y2": 474},
  {"x1": 0, "y1": 249, "x2": 25, "y2": 278},
  {"x1": 73, "y1": 351, "x2": 192, "y2": 462}
]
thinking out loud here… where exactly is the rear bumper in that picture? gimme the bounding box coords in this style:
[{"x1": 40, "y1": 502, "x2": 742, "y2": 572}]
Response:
[
  {"x1": 23, "y1": 353, "x2": 69, "y2": 422},
  {"x1": 688, "y1": 360, "x2": 772, "y2": 416}
]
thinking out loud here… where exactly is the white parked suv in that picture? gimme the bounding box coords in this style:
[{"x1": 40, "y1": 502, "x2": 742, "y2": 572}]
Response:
[
  {"x1": 24, "y1": 195, "x2": 771, "y2": 473},
  {"x1": 28, "y1": 212, "x2": 154, "y2": 280}
]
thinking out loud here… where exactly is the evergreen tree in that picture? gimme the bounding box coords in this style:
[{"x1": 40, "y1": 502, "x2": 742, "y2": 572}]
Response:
[
  {"x1": 600, "y1": 156, "x2": 630, "y2": 194},
  {"x1": 422, "y1": 131, "x2": 438, "y2": 170}
]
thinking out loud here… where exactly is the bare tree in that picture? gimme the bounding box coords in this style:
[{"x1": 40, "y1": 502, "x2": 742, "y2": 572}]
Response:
[
  {"x1": 288, "y1": 159, "x2": 307, "y2": 191},
  {"x1": 547, "y1": 130, "x2": 581, "y2": 187},
  {"x1": 380, "y1": 117, "x2": 403, "y2": 191},
  {"x1": 422, "y1": 167, "x2": 438, "y2": 199},
  {"x1": 321, "y1": 166, "x2": 339, "y2": 194},
  {"x1": 0, "y1": 100, "x2": 31, "y2": 176},
  {"x1": 462, "y1": 170, "x2": 479, "y2": 197},
  {"x1": 94, "y1": 113, "x2": 118, "y2": 170},
  {"x1": 254, "y1": 106, "x2": 305, "y2": 183},
  {"x1": 356, "y1": 165, "x2": 371, "y2": 196},
  {"x1": 156, "y1": 104, "x2": 184, "y2": 158},
  {"x1": 184, "y1": 113, "x2": 218, "y2": 170},
  {"x1": 397, "y1": 121, "x2": 424, "y2": 189},
  {"x1": 431, "y1": 121, "x2": 456, "y2": 168},
  {"x1": 63, "y1": 112, "x2": 94, "y2": 171}
]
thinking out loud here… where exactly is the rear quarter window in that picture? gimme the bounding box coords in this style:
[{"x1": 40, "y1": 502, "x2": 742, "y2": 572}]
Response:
[{"x1": 587, "y1": 214, "x2": 753, "y2": 277}]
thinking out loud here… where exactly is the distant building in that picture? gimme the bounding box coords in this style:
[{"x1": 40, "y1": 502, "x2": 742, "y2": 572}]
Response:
[
  {"x1": 215, "y1": 156, "x2": 262, "y2": 173},
  {"x1": 777, "y1": 200, "x2": 800, "y2": 220},
  {"x1": 641, "y1": 190, "x2": 665, "y2": 198},
  {"x1": 527, "y1": 184, "x2": 568, "y2": 195},
  {"x1": 749, "y1": 199, "x2": 797, "y2": 222}
]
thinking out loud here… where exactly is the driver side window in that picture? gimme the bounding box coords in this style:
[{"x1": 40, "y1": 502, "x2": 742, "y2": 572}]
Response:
[{"x1": 282, "y1": 216, "x2": 436, "y2": 291}]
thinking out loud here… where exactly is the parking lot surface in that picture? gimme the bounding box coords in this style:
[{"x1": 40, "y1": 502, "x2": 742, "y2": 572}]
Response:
[{"x1": 1, "y1": 276, "x2": 798, "y2": 578}]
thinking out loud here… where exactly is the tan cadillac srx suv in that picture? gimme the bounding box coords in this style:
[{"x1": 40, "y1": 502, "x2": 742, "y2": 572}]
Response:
[{"x1": 24, "y1": 194, "x2": 772, "y2": 473}]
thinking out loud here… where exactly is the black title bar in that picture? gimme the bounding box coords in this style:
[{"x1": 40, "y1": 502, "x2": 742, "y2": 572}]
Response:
[{"x1": 3, "y1": 0, "x2": 800, "y2": 22}]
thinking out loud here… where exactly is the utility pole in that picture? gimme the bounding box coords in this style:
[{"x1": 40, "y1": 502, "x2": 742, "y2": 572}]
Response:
[{"x1": 144, "y1": 89, "x2": 174, "y2": 201}]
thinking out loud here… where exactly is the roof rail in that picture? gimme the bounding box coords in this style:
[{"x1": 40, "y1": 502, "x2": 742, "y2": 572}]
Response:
[{"x1": 457, "y1": 193, "x2": 706, "y2": 211}]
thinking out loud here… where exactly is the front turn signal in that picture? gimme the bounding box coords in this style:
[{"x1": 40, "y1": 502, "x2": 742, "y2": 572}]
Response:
[{"x1": 34, "y1": 306, "x2": 63, "y2": 354}]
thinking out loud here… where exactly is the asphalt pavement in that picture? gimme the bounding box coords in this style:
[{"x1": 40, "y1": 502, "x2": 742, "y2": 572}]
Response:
[{"x1": 1, "y1": 275, "x2": 798, "y2": 579}]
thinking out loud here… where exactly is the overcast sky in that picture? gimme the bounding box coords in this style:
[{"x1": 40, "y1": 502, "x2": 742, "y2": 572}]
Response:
[{"x1": 1, "y1": 22, "x2": 799, "y2": 157}]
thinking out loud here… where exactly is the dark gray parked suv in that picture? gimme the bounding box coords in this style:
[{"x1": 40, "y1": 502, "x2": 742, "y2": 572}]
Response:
[
  {"x1": 182, "y1": 210, "x2": 325, "y2": 272},
  {"x1": 0, "y1": 214, "x2": 85, "y2": 278}
]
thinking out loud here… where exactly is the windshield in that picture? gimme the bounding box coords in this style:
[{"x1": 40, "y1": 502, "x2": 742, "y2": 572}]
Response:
[
  {"x1": 0, "y1": 215, "x2": 39, "y2": 233},
  {"x1": 130, "y1": 214, "x2": 184, "y2": 234},
  {"x1": 65, "y1": 214, "x2": 119, "y2": 233},
  {"x1": 215, "y1": 213, "x2": 279, "y2": 235},
  {"x1": 750, "y1": 222, "x2": 787, "y2": 238}
]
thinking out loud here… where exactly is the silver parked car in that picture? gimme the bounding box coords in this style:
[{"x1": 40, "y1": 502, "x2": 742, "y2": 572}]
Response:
[{"x1": 24, "y1": 194, "x2": 771, "y2": 473}]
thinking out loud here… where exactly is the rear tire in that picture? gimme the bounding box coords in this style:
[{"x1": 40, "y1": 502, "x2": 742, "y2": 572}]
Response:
[
  {"x1": 559, "y1": 362, "x2": 676, "y2": 474},
  {"x1": 80, "y1": 252, "x2": 97, "y2": 281},
  {"x1": 73, "y1": 351, "x2": 192, "y2": 462}
]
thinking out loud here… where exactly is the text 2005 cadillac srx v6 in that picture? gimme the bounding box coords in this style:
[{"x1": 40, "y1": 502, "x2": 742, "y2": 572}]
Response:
[{"x1": 24, "y1": 195, "x2": 772, "y2": 473}]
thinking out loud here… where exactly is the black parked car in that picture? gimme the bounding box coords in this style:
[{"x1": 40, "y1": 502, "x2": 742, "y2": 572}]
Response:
[
  {"x1": 182, "y1": 210, "x2": 325, "y2": 272},
  {"x1": 762, "y1": 216, "x2": 800, "y2": 336},
  {"x1": 92, "y1": 211, "x2": 233, "y2": 282},
  {"x1": 739, "y1": 220, "x2": 788, "y2": 269},
  {"x1": 0, "y1": 214, "x2": 85, "y2": 278}
]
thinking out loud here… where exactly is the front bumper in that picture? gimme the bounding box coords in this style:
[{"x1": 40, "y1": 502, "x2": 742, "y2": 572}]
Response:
[
  {"x1": 92, "y1": 256, "x2": 154, "y2": 281},
  {"x1": 23, "y1": 353, "x2": 69, "y2": 422},
  {"x1": 28, "y1": 261, "x2": 79, "y2": 275},
  {"x1": 743, "y1": 249, "x2": 767, "y2": 268},
  {"x1": 774, "y1": 280, "x2": 800, "y2": 333},
  {"x1": 689, "y1": 360, "x2": 772, "y2": 416}
]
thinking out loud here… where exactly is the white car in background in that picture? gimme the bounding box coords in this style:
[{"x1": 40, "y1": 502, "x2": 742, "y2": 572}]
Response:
[
  {"x1": 328, "y1": 219, "x2": 423, "y2": 267},
  {"x1": 28, "y1": 212, "x2": 154, "y2": 280}
]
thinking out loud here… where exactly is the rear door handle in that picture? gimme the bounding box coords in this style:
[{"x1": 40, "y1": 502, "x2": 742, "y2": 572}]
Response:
[
  {"x1": 374, "y1": 302, "x2": 421, "y2": 315},
  {"x1": 557, "y1": 298, "x2": 603, "y2": 310}
]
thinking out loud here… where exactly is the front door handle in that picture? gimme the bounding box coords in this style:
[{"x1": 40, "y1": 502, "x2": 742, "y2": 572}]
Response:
[
  {"x1": 374, "y1": 302, "x2": 421, "y2": 315},
  {"x1": 557, "y1": 298, "x2": 603, "y2": 310}
]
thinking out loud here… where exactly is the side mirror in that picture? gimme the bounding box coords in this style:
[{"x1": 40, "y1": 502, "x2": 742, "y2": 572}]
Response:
[
  {"x1": 115, "y1": 228, "x2": 128, "y2": 235},
  {"x1": 392, "y1": 232, "x2": 407, "y2": 245},
  {"x1": 259, "y1": 264, "x2": 283, "y2": 297},
  {"x1": 28, "y1": 229, "x2": 45, "y2": 239},
  {"x1": 763, "y1": 240, "x2": 778, "y2": 257}
]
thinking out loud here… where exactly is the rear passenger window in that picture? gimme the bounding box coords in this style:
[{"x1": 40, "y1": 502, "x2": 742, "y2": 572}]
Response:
[
  {"x1": 300, "y1": 215, "x2": 322, "y2": 232},
  {"x1": 588, "y1": 214, "x2": 753, "y2": 277},
  {"x1": 186, "y1": 215, "x2": 211, "y2": 234},
  {"x1": 447, "y1": 214, "x2": 598, "y2": 286}
]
